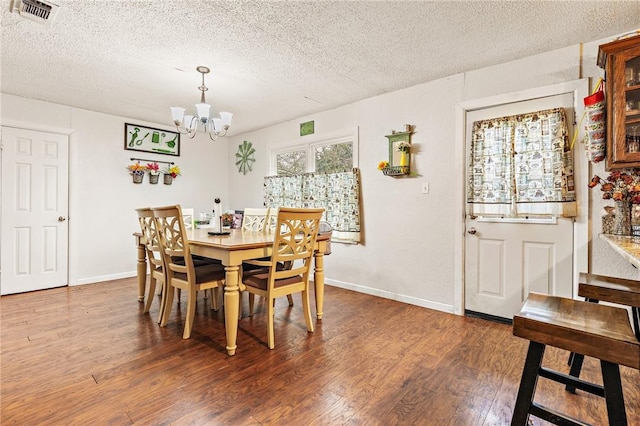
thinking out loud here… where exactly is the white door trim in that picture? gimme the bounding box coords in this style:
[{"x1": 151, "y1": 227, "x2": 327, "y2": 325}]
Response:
[{"x1": 453, "y1": 79, "x2": 590, "y2": 315}]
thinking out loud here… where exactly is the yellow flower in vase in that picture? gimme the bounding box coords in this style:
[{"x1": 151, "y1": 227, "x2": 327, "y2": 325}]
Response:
[{"x1": 397, "y1": 142, "x2": 410, "y2": 167}]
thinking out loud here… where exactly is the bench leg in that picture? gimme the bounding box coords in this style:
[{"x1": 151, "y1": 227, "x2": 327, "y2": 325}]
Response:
[
  {"x1": 565, "y1": 353, "x2": 585, "y2": 394},
  {"x1": 511, "y1": 341, "x2": 545, "y2": 426},
  {"x1": 601, "y1": 360, "x2": 627, "y2": 426},
  {"x1": 632, "y1": 306, "x2": 639, "y2": 341}
]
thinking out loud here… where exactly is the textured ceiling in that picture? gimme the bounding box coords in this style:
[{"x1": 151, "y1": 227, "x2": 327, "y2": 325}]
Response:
[{"x1": 1, "y1": 1, "x2": 639, "y2": 136}]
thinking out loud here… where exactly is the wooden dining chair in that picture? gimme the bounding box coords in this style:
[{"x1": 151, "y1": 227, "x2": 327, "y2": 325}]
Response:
[
  {"x1": 181, "y1": 207, "x2": 195, "y2": 230},
  {"x1": 135, "y1": 207, "x2": 166, "y2": 321},
  {"x1": 241, "y1": 207, "x2": 294, "y2": 309},
  {"x1": 152, "y1": 205, "x2": 225, "y2": 339},
  {"x1": 241, "y1": 207, "x2": 324, "y2": 349},
  {"x1": 265, "y1": 207, "x2": 279, "y2": 233},
  {"x1": 242, "y1": 207, "x2": 270, "y2": 232}
]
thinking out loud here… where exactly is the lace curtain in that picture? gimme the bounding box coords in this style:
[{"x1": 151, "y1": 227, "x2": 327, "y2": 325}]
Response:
[
  {"x1": 264, "y1": 168, "x2": 361, "y2": 243},
  {"x1": 467, "y1": 107, "x2": 576, "y2": 217}
]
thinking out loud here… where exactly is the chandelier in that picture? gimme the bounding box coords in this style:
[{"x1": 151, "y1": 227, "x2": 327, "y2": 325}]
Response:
[{"x1": 170, "y1": 66, "x2": 233, "y2": 141}]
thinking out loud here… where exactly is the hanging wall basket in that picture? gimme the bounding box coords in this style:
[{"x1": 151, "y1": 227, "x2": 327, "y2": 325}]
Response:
[
  {"x1": 583, "y1": 79, "x2": 606, "y2": 163},
  {"x1": 132, "y1": 173, "x2": 144, "y2": 184}
]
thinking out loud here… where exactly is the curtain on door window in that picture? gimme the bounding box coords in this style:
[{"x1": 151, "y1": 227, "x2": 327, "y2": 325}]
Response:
[
  {"x1": 264, "y1": 168, "x2": 361, "y2": 243},
  {"x1": 467, "y1": 107, "x2": 576, "y2": 217}
]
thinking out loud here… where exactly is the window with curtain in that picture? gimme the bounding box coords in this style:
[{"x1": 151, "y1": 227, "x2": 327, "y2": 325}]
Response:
[
  {"x1": 467, "y1": 107, "x2": 576, "y2": 217},
  {"x1": 264, "y1": 168, "x2": 361, "y2": 243}
]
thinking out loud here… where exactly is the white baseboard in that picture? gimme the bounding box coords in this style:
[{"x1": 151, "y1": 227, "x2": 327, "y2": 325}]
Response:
[
  {"x1": 73, "y1": 271, "x2": 137, "y2": 286},
  {"x1": 73, "y1": 274, "x2": 456, "y2": 316},
  {"x1": 324, "y1": 278, "x2": 456, "y2": 315}
]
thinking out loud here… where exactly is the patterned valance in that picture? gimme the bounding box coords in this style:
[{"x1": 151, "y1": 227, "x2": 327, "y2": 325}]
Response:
[
  {"x1": 264, "y1": 168, "x2": 361, "y2": 243},
  {"x1": 467, "y1": 107, "x2": 576, "y2": 217}
]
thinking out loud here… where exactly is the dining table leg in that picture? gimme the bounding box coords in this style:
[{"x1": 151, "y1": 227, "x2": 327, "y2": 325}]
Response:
[
  {"x1": 313, "y1": 251, "x2": 325, "y2": 319},
  {"x1": 223, "y1": 265, "x2": 240, "y2": 356},
  {"x1": 135, "y1": 237, "x2": 147, "y2": 302}
]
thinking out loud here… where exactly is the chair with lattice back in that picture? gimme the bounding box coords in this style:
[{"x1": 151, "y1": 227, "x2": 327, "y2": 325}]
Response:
[
  {"x1": 152, "y1": 205, "x2": 225, "y2": 339},
  {"x1": 181, "y1": 208, "x2": 195, "y2": 230},
  {"x1": 135, "y1": 207, "x2": 166, "y2": 321},
  {"x1": 242, "y1": 207, "x2": 269, "y2": 232},
  {"x1": 241, "y1": 207, "x2": 295, "y2": 310},
  {"x1": 241, "y1": 207, "x2": 324, "y2": 349}
]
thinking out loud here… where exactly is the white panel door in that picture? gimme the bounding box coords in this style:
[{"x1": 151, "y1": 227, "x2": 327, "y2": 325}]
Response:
[
  {"x1": 464, "y1": 93, "x2": 574, "y2": 320},
  {"x1": 465, "y1": 218, "x2": 573, "y2": 319},
  {"x1": 1, "y1": 127, "x2": 69, "y2": 295}
]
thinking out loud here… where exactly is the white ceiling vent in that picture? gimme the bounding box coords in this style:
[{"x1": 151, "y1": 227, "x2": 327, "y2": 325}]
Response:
[{"x1": 10, "y1": 0, "x2": 59, "y2": 25}]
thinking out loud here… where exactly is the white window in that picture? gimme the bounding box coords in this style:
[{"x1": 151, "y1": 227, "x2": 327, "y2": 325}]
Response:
[{"x1": 270, "y1": 128, "x2": 358, "y2": 176}]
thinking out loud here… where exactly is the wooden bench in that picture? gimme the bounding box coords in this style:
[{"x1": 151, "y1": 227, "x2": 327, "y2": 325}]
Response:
[
  {"x1": 566, "y1": 273, "x2": 640, "y2": 394},
  {"x1": 511, "y1": 292, "x2": 640, "y2": 425},
  {"x1": 577, "y1": 273, "x2": 640, "y2": 340}
]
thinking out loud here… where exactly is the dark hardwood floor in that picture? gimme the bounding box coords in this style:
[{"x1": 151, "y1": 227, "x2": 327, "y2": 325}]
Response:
[{"x1": 1, "y1": 278, "x2": 638, "y2": 425}]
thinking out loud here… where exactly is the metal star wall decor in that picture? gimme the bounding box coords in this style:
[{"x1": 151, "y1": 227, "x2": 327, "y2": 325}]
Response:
[{"x1": 235, "y1": 140, "x2": 255, "y2": 175}]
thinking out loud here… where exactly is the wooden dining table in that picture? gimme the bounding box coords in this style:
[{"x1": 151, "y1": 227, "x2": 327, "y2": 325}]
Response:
[{"x1": 134, "y1": 228, "x2": 330, "y2": 356}]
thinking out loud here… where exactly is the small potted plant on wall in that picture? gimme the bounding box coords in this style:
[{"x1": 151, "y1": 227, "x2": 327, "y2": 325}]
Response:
[
  {"x1": 127, "y1": 162, "x2": 148, "y2": 184},
  {"x1": 146, "y1": 162, "x2": 160, "y2": 184},
  {"x1": 163, "y1": 164, "x2": 181, "y2": 185}
]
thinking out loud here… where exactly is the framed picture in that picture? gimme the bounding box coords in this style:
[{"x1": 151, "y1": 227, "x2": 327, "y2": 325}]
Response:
[
  {"x1": 124, "y1": 123, "x2": 180, "y2": 156},
  {"x1": 300, "y1": 120, "x2": 314, "y2": 136},
  {"x1": 231, "y1": 211, "x2": 244, "y2": 229}
]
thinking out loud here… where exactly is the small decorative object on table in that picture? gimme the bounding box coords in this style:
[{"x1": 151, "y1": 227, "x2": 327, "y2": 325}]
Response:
[
  {"x1": 213, "y1": 197, "x2": 221, "y2": 224},
  {"x1": 589, "y1": 169, "x2": 640, "y2": 235},
  {"x1": 163, "y1": 164, "x2": 181, "y2": 185},
  {"x1": 221, "y1": 213, "x2": 233, "y2": 230},
  {"x1": 146, "y1": 162, "x2": 160, "y2": 184},
  {"x1": 127, "y1": 162, "x2": 148, "y2": 184}
]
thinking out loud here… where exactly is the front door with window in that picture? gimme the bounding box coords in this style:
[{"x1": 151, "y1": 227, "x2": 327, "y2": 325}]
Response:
[
  {"x1": 1, "y1": 127, "x2": 69, "y2": 295},
  {"x1": 464, "y1": 93, "x2": 576, "y2": 320}
]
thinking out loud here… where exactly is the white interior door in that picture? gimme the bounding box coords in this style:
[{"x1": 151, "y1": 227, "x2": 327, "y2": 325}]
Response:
[
  {"x1": 1, "y1": 127, "x2": 69, "y2": 295},
  {"x1": 464, "y1": 94, "x2": 575, "y2": 320}
]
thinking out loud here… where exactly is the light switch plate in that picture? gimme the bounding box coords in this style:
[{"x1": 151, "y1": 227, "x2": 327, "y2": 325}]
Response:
[{"x1": 422, "y1": 182, "x2": 429, "y2": 194}]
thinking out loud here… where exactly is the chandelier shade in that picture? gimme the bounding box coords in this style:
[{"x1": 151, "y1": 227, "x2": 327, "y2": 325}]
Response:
[{"x1": 170, "y1": 66, "x2": 233, "y2": 141}]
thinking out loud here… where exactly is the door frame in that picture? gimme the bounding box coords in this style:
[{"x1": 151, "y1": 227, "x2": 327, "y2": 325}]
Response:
[{"x1": 453, "y1": 79, "x2": 590, "y2": 315}]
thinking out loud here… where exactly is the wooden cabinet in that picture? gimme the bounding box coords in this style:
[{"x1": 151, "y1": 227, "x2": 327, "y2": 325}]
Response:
[{"x1": 598, "y1": 34, "x2": 640, "y2": 170}]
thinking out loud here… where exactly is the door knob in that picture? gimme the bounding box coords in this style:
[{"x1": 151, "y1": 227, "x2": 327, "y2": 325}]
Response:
[
  {"x1": 467, "y1": 228, "x2": 476, "y2": 235},
  {"x1": 58, "y1": 216, "x2": 66, "y2": 222}
]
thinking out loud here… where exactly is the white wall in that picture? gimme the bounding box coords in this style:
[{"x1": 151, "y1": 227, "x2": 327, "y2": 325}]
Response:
[
  {"x1": 1, "y1": 94, "x2": 229, "y2": 285},
  {"x1": 2, "y1": 30, "x2": 638, "y2": 306},
  {"x1": 226, "y1": 32, "x2": 640, "y2": 314}
]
